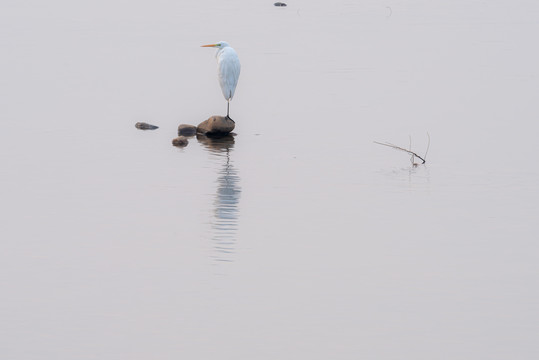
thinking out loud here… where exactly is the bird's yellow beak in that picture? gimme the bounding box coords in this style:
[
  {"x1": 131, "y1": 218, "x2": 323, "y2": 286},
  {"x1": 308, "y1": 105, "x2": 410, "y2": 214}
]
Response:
[{"x1": 201, "y1": 44, "x2": 217, "y2": 48}]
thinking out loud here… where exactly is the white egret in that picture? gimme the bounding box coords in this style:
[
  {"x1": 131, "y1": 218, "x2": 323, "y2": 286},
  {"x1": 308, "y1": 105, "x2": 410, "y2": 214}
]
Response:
[{"x1": 201, "y1": 41, "x2": 241, "y2": 119}]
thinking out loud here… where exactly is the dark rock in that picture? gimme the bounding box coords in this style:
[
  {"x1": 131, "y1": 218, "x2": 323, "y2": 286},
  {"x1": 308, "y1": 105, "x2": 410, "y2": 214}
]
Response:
[
  {"x1": 274, "y1": 2, "x2": 287, "y2": 6},
  {"x1": 177, "y1": 124, "x2": 197, "y2": 137},
  {"x1": 172, "y1": 136, "x2": 189, "y2": 147},
  {"x1": 197, "y1": 116, "x2": 235, "y2": 136},
  {"x1": 135, "y1": 122, "x2": 159, "y2": 130}
]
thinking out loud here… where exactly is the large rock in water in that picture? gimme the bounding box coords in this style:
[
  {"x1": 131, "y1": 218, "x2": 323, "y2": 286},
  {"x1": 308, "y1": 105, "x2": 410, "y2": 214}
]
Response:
[{"x1": 197, "y1": 116, "x2": 235, "y2": 136}]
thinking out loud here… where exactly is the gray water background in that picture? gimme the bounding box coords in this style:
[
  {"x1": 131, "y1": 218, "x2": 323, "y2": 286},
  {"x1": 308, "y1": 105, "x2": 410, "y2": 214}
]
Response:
[{"x1": 1, "y1": 1, "x2": 538, "y2": 359}]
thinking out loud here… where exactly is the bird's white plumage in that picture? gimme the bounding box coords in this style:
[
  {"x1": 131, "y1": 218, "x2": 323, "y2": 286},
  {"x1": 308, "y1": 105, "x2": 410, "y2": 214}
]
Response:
[
  {"x1": 217, "y1": 46, "x2": 241, "y2": 101},
  {"x1": 202, "y1": 41, "x2": 240, "y2": 117}
]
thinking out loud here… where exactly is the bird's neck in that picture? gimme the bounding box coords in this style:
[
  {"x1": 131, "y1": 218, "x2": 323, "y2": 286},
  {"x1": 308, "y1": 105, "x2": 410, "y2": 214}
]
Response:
[{"x1": 215, "y1": 47, "x2": 228, "y2": 58}]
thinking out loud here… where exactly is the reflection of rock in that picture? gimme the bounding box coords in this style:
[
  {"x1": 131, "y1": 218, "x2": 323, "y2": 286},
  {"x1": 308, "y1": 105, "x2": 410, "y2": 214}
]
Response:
[
  {"x1": 172, "y1": 136, "x2": 189, "y2": 147},
  {"x1": 197, "y1": 116, "x2": 235, "y2": 136},
  {"x1": 178, "y1": 124, "x2": 197, "y2": 136},
  {"x1": 196, "y1": 133, "x2": 235, "y2": 154},
  {"x1": 135, "y1": 122, "x2": 159, "y2": 130}
]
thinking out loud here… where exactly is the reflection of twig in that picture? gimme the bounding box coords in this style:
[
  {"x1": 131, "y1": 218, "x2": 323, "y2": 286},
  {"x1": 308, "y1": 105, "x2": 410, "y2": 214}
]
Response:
[
  {"x1": 424, "y1": 132, "x2": 431, "y2": 161},
  {"x1": 409, "y1": 135, "x2": 413, "y2": 164},
  {"x1": 374, "y1": 133, "x2": 430, "y2": 165}
]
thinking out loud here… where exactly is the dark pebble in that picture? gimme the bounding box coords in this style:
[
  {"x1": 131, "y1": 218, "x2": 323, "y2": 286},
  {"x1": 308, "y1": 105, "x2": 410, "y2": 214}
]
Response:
[
  {"x1": 135, "y1": 122, "x2": 159, "y2": 130},
  {"x1": 274, "y1": 2, "x2": 287, "y2": 6},
  {"x1": 178, "y1": 124, "x2": 197, "y2": 137},
  {"x1": 172, "y1": 136, "x2": 189, "y2": 147}
]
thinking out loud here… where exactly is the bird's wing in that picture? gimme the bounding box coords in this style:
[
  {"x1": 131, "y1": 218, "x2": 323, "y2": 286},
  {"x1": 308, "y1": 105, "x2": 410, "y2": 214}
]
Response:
[{"x1": 218, "y1": 48, "x2": 241, "y2": 101}]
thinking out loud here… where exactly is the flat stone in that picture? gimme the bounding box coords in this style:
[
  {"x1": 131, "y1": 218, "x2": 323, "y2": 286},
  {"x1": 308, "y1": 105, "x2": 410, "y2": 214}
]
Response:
[
  {"x1": 172, "y1": 136, "x2": 189, "y2": 147},
  {"x1": 197, "y1": 116, "x2": 235, "y2": 136},
  {"x1": 274, "y1": 2, "x2": 287, "y2": 6},
  {"x1": 178, "y1": 124, "x2": 197, "y2": 137},
  {"x1": 135, "y1": 122, "x2": 159, "y2": 130}
]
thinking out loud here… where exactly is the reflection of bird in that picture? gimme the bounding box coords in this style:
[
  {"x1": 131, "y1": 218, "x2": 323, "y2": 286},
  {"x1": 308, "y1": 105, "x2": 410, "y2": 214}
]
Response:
[
  {"x1": 197, "y1": 133, "x2": 240, "y2": 264},
  {"x1": 201, "y1": 41, "x2": 241, "y2": 119}
]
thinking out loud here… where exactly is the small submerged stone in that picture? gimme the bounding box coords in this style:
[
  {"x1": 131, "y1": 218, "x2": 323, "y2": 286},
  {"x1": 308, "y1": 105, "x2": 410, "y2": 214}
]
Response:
[
  {"x1": 135, "y1": 122, "x2": 159, "y2": 130},
  {"x1": 178, "y1": 124, "x2": 197, "y2": 137},
  {"x1": 274, "y1": 2, "x2": 287, "y2": 6},
  {"x1": 172, "y1": 136, "x2": 189, "y2": 147},
  {"x1": 197, "y1": 116, "x2": 235, "y2": 136}
]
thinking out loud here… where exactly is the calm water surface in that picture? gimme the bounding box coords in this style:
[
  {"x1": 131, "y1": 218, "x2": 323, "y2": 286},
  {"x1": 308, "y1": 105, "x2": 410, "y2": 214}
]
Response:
[{"x1": 1, "y1": 1, "x2": 538, "y2": 359}]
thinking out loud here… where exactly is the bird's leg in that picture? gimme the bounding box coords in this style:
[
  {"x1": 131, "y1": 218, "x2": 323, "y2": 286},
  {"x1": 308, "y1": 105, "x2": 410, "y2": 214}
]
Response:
[{"x1": 225, "y1": 100, "x2": 234, "y2": 122}]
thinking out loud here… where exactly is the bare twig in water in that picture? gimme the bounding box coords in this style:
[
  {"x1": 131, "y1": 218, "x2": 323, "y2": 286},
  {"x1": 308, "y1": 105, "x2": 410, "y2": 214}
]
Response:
[
  {"x1": 374, "y1": 141, "x2": 426, "y2": 164},
  {"x1": 374, "y1": 133, "x2": 430, "y2": 165}
]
